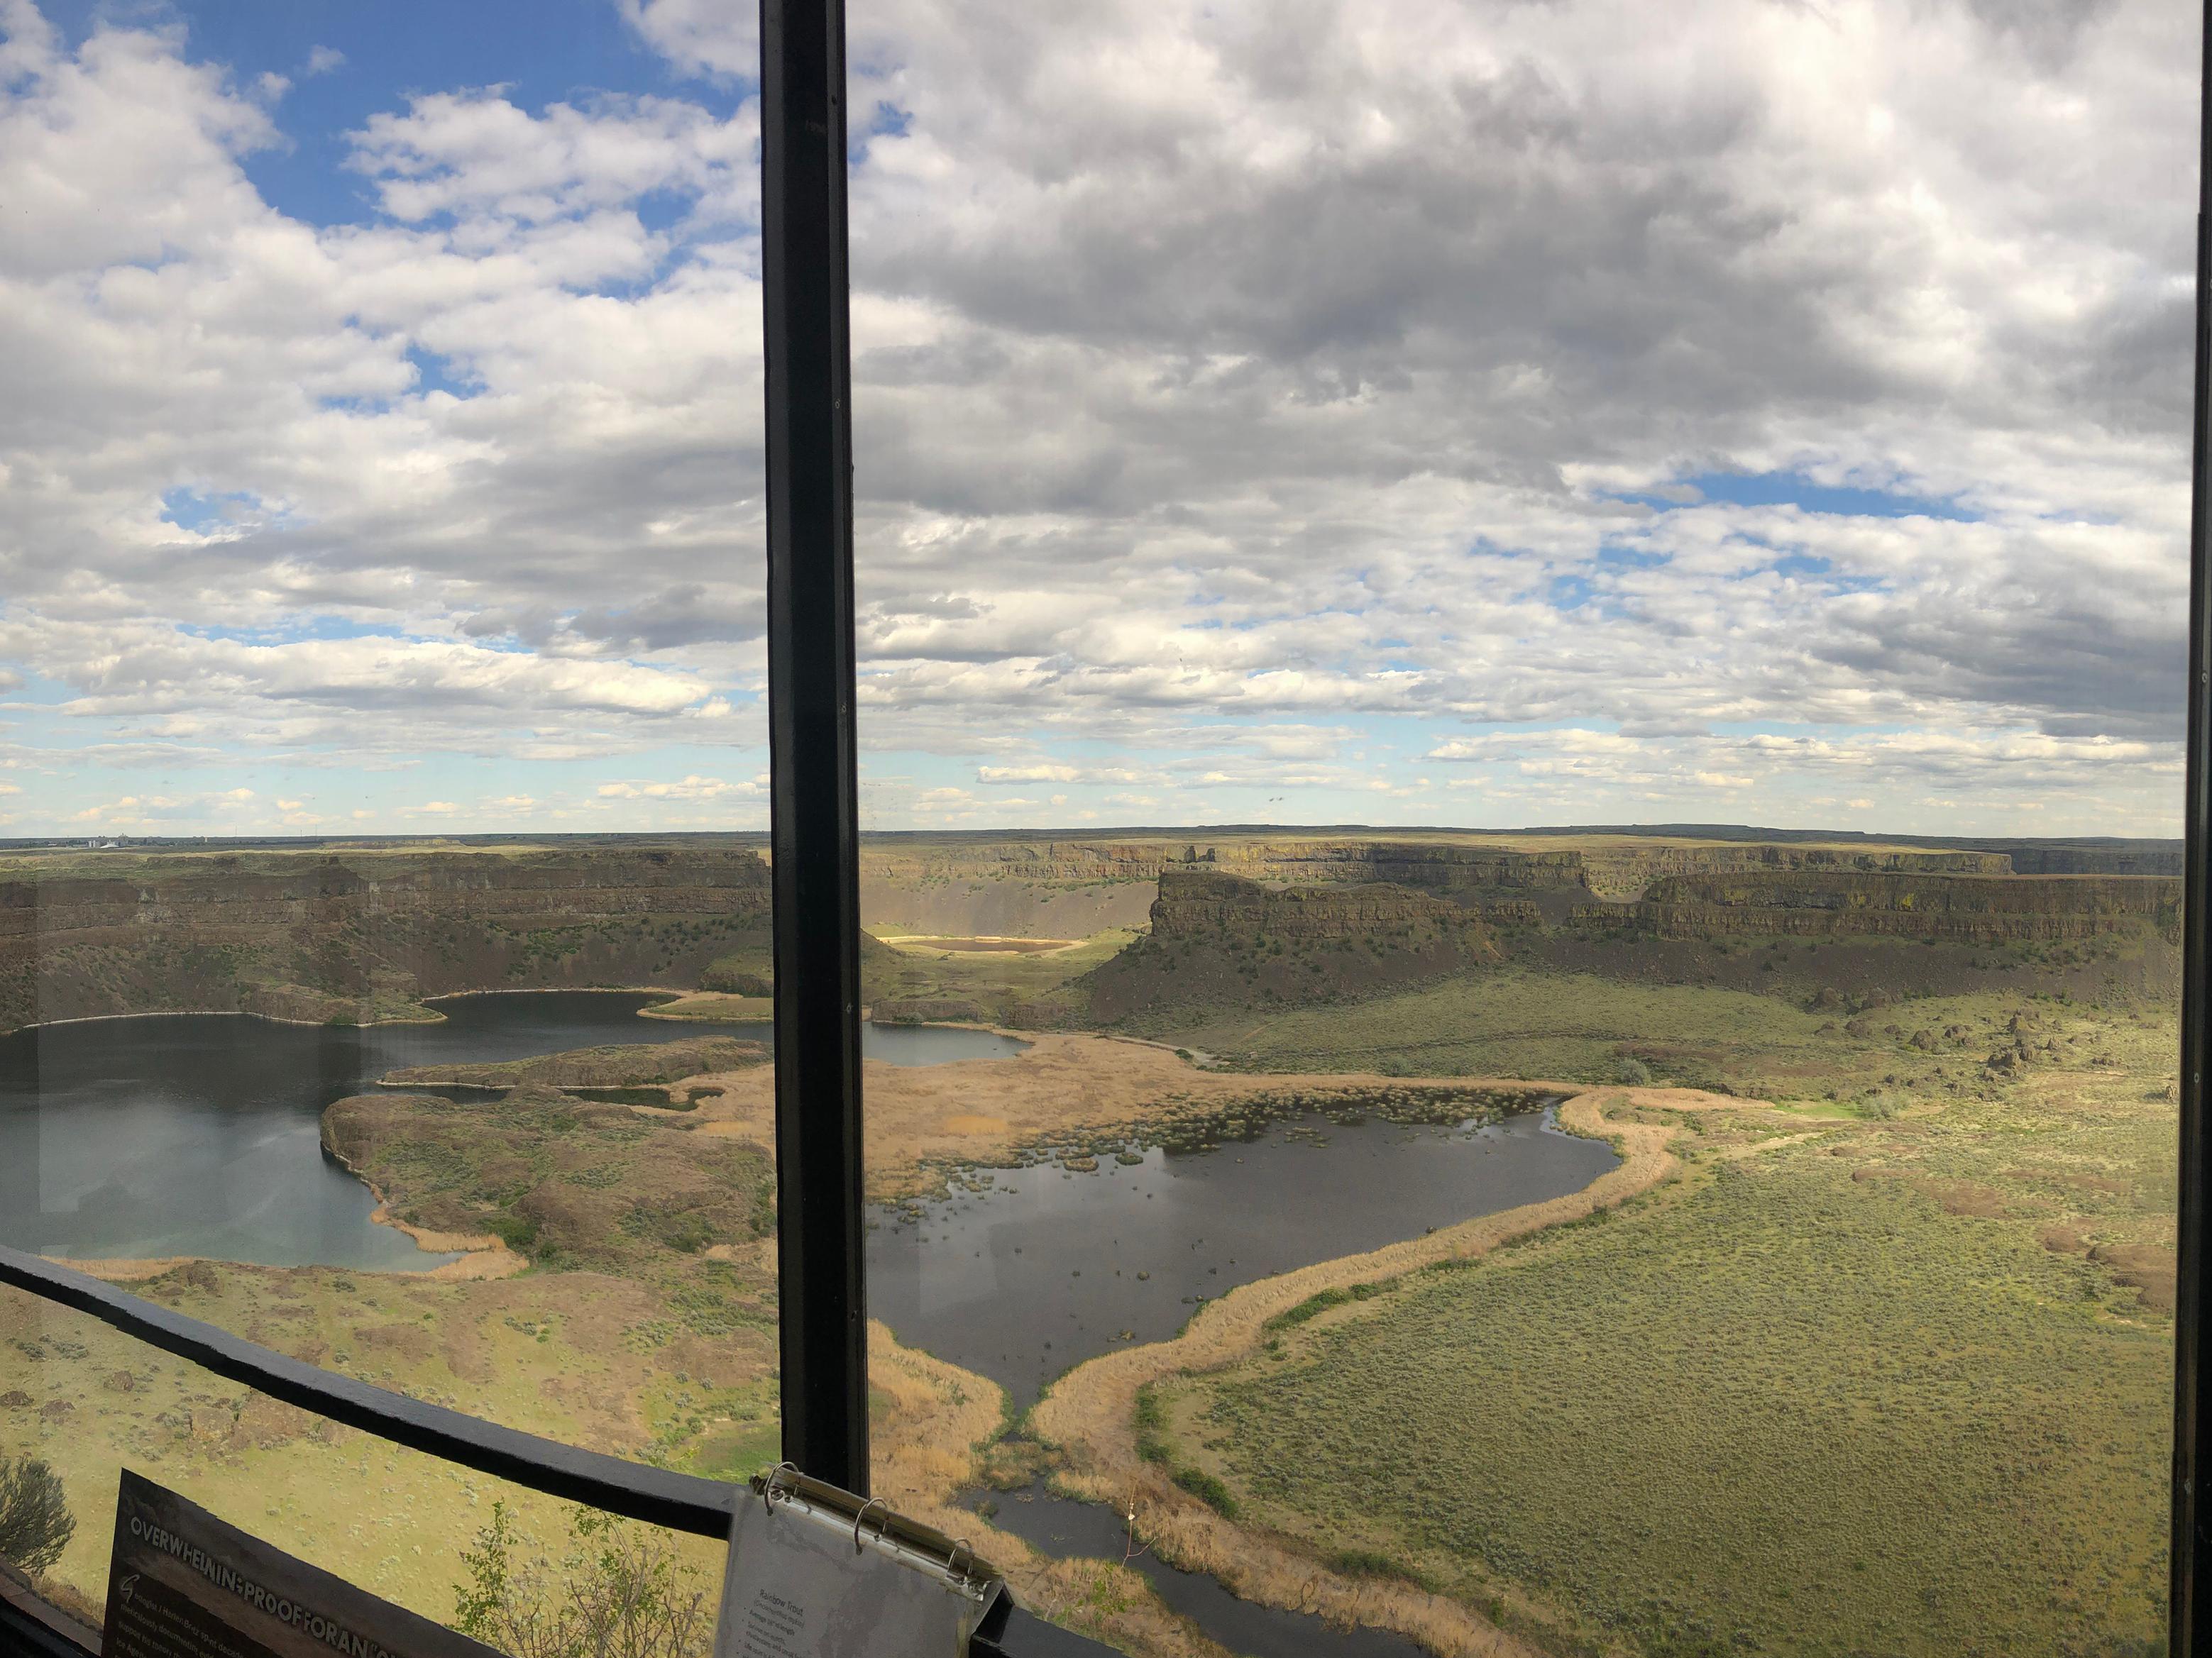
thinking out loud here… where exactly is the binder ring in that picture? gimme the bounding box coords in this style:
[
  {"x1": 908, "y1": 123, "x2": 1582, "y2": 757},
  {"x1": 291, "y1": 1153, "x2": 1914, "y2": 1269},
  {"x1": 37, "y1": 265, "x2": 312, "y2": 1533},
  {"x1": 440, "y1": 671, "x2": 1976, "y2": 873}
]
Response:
[
  {"x1": 947, "y1": 1539, "x2": 977, "y2": 1591},
  {"x1": 852, "y1": 1496, "x2": 891, "y2": 1555},
  {"x1": 761, "y1": 1461, "x2": 799, "y2": 1515}
]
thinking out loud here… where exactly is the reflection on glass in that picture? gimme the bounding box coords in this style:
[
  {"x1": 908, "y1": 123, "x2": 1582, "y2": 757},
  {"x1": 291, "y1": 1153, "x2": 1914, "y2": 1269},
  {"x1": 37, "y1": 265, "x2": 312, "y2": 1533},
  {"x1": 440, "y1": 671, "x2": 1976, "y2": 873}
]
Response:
[
  {"x1": 848, "y1": 1, "x2": 2191, "y2": 1654},
  {"x1": 0, "y1": 1285, "x2": 723, "y2": 1652}
]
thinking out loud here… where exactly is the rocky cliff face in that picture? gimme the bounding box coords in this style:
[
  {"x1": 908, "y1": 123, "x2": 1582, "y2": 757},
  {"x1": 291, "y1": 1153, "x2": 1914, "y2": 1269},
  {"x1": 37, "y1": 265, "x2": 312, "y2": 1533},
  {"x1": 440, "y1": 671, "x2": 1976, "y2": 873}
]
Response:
[
  {"x1": 2, "y1": 834, "x2": 2183, "y2": 1034},
  {"x1": 1595, "y1": 872, "x2": 2182, "y2": 942},
  {"x1": 1078, "y1": 856, "x2": 2184, "y2": 1024},
  {"x1": 852, "y1": 836, "x2": 2029, "y2": 933},
  {"x1": 0, "y1": 847, "x2": 773, "y2": 1033},
  {"x1": 1082, "y1": 868, "x2": 1502, "y2": 1020}
]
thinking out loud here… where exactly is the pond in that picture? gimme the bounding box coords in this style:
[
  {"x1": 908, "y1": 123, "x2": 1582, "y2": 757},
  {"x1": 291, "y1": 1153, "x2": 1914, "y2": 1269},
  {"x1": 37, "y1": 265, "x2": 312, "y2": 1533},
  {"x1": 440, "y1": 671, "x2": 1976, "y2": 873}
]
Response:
[
  {"x1": 868, "y1": 1104, "x2": 1617, "y2": 1408},
  {"x1": 0, "y1": 992, "x2": 1022, "y2": 1271},
  {"x1": 868, "y1": 1105, "x2": 1617, "y2": 1658}
]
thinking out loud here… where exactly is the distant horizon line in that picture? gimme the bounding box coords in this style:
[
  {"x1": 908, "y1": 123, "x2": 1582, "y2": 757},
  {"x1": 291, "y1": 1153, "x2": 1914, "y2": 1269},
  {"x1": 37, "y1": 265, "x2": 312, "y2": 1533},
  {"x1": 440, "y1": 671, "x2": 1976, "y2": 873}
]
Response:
[{"x1": 0, "y1": 823, "x2": 2184, "y2": 851}]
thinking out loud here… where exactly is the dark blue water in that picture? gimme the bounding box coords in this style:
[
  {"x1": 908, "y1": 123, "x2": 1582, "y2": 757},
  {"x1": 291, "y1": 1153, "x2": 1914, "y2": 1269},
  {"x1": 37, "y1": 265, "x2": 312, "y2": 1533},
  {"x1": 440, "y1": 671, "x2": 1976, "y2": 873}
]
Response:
[
  {"x1": 710, "y1": 1017, "x2": 1028, "y2": 1066},
  {"x1": 888, "y1": 1108, "x2": 1617, "y2": 1658},
  {"x1": 0, "y1": 993, "x2": 1020, "y2": 1271},
  {"x1": 870, "y1": 1106, "x2": 1614, "y2": 1407}
]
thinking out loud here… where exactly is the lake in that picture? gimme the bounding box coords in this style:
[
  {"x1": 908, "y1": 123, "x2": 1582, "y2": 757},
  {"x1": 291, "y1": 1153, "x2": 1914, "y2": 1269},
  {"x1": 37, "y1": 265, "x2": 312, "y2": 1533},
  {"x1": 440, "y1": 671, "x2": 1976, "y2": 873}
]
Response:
[
  {"x1": 1, "y1": 993, "x2": 1620, "y2": 1658},
  {"x1": 0, "y1": 993, "x2": 1023, "y2": 1270},
  {"x1": 870, "y1": 1105, "x2": 1619, "y2": 1658},
  {"x1": 867, "y1": 1105, "x2": 1618, "y2": 1407}
]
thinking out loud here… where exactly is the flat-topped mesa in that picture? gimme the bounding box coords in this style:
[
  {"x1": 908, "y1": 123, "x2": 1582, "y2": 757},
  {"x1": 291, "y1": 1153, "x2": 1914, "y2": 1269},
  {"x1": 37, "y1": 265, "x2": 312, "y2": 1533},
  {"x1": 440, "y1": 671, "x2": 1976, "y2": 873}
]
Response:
[
  {"x1": 854, "y1": 836, "x2": 2022, "y2": 907},
  {"x1": 1147, "y1": 868, "x2": 1511, "y2": 938},
  {"x1": 1590, "y1": 871, "x2": 2184, "y2": 941},
  {"x1": 858, "y1": 839, "x2": 1176, "y2": 935},
  {"x1": 1571, "y1": 845, "x2": 2010, "y2": 899},
  {"x1": 854, "y1": 834, "x2": 2177, "y2": 939},
  {"x1": 1218, "y1": 844, "x2": 1590, "y2": 895},
  {"x1": 1120, "y1": 841, "x2": 2011, "y2": 903},
  {"x1": 1081, "y1": 868, "x2": 1502, "y2": 1019},
  {"x1": 0, "y1": 846, "x2": 774, "y2": 1034}
]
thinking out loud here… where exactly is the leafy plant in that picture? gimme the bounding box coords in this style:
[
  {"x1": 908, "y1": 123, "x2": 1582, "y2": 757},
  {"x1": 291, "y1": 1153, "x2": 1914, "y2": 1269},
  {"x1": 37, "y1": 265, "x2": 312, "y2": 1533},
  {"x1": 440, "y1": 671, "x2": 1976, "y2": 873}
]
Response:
[
  {"x1": 0, "y1": 1455, "x2": 75, "y2": 1577},
  {"x1": 454, "y1": 1500, "x2": 710, "y2": 1658},
  {"x1": 1066, "y1": 1560, "x2": 1140, "y2": 1637},
  {"x1": 1170, "y1": 1466, "x2": 1239, "y2": 1518}
]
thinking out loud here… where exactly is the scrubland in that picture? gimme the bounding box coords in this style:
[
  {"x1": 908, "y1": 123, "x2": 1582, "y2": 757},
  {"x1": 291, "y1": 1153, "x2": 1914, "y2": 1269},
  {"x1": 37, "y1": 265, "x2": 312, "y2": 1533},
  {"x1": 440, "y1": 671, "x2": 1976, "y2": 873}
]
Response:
[
  {"x1": 1116, "y1": 998, "x2": 2177, "y2": 1658},
  {"x1": 0, "y1": 834, "x2": 2189, "y2": 1658}
]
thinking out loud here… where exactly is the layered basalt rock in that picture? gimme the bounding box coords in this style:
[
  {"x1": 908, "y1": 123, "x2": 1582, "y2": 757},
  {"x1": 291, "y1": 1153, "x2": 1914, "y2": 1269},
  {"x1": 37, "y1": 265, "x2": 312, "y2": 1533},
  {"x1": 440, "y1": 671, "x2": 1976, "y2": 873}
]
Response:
[
  {"x1": 0, "y1": 847, "x2": 773, "y2": 1033},
  {"x1": 1082, "y1": 868, "x2": 1502, "y2": 1019},
  {"x1": 1588, "y1": 871, "x2": 2182, "y2": 942},
  {"x1": 855, "y1": 833, "x2": 2170, "y2": 938}
]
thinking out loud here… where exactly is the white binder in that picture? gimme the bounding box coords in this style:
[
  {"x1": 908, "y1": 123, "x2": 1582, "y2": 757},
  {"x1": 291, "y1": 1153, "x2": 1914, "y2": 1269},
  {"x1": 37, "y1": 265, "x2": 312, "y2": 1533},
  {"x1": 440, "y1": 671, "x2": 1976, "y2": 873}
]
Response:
[{"x1": 714, "y1": 1464, "x2": 1006, "y2": 1658}]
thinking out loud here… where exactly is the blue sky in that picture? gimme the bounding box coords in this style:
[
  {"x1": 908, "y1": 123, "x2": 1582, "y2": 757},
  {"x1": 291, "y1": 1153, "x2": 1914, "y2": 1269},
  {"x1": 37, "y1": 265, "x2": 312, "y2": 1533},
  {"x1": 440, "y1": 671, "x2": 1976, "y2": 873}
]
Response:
[{"x1": 0, "y1": 0, "x2": 2194, "y2": 839}]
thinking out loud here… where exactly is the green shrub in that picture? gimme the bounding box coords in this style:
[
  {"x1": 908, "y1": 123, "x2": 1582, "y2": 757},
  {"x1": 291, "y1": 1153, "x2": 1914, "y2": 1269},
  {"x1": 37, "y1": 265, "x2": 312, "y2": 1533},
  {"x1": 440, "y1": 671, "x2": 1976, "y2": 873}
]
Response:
[
  {"x1": 0, "y1": 1456, "x2": 73, "y2": 1577},
  {"x1": 698, "y1": 960, "x2": 771, "y2": 997},
  {"x1": 1612, "y1": 1057, "x2": 1653, "y2": 1085},
  {"x1": 1133, "y1": 1386, "x2": 1165, "y2": 1431},
  {"x1": 1265, "y1": 1286, "x2": 1353, "y2": 1331},
  {"x1": 1172, "y1": 1467, "x2": 1240, "y2": 1518},
  {"x1": 455, "y1": 1500, "x2": 710, "y2": 1658}
]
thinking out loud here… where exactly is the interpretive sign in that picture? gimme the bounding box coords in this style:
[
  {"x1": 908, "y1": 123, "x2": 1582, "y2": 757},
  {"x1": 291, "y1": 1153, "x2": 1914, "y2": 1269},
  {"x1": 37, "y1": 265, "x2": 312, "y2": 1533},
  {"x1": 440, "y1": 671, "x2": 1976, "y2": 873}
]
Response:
[
  {"x1": 715, "y1": 1470, "x2": 1001, "y2": 1658},
  {"x1": 101, "y1": 1469, "x2": 502, "y2": 1658}
]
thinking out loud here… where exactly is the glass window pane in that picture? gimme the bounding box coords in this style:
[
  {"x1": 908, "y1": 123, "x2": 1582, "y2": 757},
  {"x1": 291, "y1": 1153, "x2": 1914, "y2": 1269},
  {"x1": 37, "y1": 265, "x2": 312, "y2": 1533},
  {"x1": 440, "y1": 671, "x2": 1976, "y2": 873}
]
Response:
[
  {"x1": 0, "y1": 1283, "x2": 725, "y2": 1652},
  {"x1": 851, "y1": 4, "x2": 2190, "y2": 1654},
  {"x1": 0, "y1": 0, "x2": 780, "y2": 1612}
]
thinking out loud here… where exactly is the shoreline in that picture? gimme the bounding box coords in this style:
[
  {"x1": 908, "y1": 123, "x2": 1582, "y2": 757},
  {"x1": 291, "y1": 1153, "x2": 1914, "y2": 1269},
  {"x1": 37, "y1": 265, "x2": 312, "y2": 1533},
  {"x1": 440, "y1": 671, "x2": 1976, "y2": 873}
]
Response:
[
  {"x1": 317, "y1": 1137, "x2": 528, "y2": 1281},
  {"x1": 1, "y1": 983, "x2": 696, "y2": 1041},
  {"x1": 1, "y1": 1006, "x2": 446, "y2": 1037},
  {"x1": 1020, "y1": 1084, "x2": 1751, "y2": 1658}
]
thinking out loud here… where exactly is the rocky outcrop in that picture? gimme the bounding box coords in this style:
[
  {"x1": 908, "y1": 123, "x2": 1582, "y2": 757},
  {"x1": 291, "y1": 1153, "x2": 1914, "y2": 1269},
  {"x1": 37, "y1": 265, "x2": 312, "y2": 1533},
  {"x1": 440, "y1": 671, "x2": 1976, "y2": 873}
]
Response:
[
  {"x1": 1584, "y1": 871, "x2": 2181, "y2": 941},
  {"x1": 0, "y1": 847, "x2": 773, "y2": 1034},
  {"x1": 1082, "y1": 869, "x2": 1500, "y2": 1020},
  {"x1": 1572, "y1": 846, "x2": 2008, "y2": 900}
]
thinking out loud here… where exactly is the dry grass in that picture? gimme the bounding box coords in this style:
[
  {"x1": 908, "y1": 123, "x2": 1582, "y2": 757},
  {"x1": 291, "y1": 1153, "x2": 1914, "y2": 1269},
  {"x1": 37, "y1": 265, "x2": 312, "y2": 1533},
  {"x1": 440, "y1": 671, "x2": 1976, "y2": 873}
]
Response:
[
  {"x1": 688, "y1": 1032, "x2": 1560, "y2": 1202},
  {"x1": 867, "y1": 1324, "x2": 1239, "y2": 1658},
  {"x1": 638, "y1": 993, "x2": 774, "y2": 1022}
]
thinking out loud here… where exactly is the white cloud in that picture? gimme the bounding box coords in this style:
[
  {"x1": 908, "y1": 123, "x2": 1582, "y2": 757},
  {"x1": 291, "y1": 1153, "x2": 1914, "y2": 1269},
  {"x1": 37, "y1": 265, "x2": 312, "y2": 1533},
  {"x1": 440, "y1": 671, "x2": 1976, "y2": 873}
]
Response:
[
  {"x1": 596, "y1": 773, "x2": 758, "y2": 800},
  {"x1": 0, "y1": 0, "x2": 2195, "y2": 834}
]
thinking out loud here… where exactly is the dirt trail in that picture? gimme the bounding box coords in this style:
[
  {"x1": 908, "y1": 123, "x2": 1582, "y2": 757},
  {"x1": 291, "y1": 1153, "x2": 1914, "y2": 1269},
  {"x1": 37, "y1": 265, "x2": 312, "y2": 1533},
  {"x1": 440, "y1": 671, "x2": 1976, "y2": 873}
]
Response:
[{"x1": 1026, "y1": 1085, "x2": 1746, "y2": 1658}]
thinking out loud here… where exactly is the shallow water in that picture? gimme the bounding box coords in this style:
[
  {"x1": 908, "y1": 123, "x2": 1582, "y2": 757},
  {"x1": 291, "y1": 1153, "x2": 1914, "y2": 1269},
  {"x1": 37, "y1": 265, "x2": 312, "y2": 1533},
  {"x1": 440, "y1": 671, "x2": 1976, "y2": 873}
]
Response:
[
  {"x1": 868, "y1": 1106, "x2": 1618, "y2": 1406},
  {"x1": 980, "y1": 1482, "x2": 1436, "y2": 1658},
  {"x1": 718, "y1": 1019, "x2": 1030, "y2": 1066},
  {"x1": 0, "y1": 992, "x2": 1022, "y2": 1271},
  {"x1": 884, "y1": 1109, "x2": 1614, "y2": 1658}
]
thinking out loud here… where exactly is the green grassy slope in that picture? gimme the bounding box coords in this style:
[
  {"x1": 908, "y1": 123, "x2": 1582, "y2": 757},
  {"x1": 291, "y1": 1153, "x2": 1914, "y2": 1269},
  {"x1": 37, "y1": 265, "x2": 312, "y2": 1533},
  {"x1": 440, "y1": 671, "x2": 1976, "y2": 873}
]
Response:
[{"x1": 1163, "y1": 1027, "x2": 2175, "y2": 1658}]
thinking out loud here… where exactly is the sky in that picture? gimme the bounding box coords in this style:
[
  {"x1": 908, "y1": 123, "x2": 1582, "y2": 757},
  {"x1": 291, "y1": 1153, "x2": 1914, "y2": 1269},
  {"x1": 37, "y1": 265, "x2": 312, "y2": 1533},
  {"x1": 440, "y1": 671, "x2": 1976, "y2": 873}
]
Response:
[{"x1": 0, "y1": 0, "x2": 2198, "y2": 839}]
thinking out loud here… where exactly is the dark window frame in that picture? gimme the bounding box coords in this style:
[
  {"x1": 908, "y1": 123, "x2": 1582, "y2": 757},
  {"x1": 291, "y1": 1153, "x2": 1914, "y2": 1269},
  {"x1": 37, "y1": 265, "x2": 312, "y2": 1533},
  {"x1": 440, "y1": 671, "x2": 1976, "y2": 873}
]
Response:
[{"x1": 2171, "y1": 6, "x2": 2212, "y2": 1652}]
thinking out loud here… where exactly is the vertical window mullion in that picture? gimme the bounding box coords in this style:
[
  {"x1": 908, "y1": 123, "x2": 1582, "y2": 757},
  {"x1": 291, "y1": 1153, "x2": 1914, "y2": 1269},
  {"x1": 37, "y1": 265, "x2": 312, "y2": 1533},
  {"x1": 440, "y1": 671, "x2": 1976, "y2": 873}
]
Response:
[
  {"x1": 2174, "y1": 2, "x2": 2212, "y2": 1645},
  {"x1": 760, "y1": 0, "x2": 869, "y2": 1493}
]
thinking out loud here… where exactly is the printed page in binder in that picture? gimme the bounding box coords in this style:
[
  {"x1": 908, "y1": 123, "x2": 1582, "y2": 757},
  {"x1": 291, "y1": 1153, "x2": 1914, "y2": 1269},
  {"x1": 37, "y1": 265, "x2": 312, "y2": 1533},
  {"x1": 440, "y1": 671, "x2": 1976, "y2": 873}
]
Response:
[{"x1": 713, "y1": 1492, "x2": 995, "y2": 1658}]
